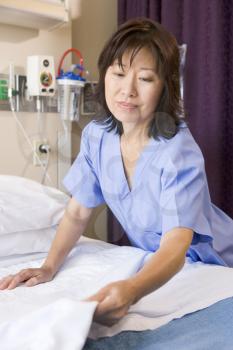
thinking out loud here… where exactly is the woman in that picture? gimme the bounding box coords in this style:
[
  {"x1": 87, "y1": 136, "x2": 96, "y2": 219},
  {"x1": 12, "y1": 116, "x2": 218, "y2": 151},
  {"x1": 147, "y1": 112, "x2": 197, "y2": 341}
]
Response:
[{"x1": 0, "y1": 18, "x2": 232, "y2": 327}]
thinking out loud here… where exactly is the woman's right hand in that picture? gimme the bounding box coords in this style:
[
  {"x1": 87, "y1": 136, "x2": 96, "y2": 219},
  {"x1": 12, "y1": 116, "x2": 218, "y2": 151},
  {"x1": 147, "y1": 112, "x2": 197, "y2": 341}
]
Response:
[{"x1": 0, "y1": 265, "x2": 55, "y2": 290}]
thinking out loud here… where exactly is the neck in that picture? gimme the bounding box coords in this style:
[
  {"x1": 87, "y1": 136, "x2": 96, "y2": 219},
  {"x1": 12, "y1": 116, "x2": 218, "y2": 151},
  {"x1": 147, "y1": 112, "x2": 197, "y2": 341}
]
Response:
[{"x1": 121, "y1": 122, "x2": 150, "y2": 145}]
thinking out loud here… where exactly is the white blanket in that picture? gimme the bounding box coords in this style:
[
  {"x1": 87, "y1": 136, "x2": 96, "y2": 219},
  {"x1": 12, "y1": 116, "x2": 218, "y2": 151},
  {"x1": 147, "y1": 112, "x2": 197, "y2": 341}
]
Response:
[{"x1": 0, "y1": 237, "x2": 233, "y2": 350}]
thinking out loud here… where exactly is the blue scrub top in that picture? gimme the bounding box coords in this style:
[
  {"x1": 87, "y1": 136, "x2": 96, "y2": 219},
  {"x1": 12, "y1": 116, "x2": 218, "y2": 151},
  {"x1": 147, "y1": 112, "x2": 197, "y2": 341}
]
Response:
[{"x1": 63, "y1": 120, "x2": 233, "y2": 267}]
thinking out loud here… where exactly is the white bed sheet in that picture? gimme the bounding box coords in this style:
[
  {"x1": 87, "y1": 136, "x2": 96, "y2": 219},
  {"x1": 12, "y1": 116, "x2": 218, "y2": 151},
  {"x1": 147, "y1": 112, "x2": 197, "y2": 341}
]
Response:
[
  {"x1": 1, "y1": 236, "x2": 233, "y2": 350},
  {"x1": 0, "y1": 252, "x2": 47, "y2": 268}
]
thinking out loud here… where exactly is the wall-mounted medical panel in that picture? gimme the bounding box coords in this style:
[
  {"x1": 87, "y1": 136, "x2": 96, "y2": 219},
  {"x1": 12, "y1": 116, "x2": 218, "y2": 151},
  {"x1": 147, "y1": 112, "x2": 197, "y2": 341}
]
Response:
[
  {"x1": 0, "y1": 74, "x2": 58, "y2": 113},
  {"x1": 0, "y1": 73, "x2": 98, "y2": 118}
]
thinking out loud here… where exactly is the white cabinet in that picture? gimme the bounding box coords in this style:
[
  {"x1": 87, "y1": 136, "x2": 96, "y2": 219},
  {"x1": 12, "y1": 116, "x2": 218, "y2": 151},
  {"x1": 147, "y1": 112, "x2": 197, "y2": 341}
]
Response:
[{"x1": 0, "y1": 0, "x2": 69, "y2": 30}]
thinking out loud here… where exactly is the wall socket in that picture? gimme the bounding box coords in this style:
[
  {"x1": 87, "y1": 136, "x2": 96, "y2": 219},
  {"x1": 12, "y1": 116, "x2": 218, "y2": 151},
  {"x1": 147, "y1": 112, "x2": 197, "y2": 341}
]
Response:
[{"x1": 33, "y1": 139, "x2": 50, "y2": 166}]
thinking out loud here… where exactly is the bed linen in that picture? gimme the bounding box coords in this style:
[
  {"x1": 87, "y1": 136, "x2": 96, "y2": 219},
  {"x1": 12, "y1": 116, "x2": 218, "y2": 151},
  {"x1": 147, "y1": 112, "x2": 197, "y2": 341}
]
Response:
[
  {"x1": 84, "y1": 297, "x2": 233, "y2": 350},
  {"x1": 0, "y1": 252, "x2": 47, "y2": 268},
  {"x1": 0, "y1": 175, "x2": 68, "y2": 258},
  {"x1": 0, "y1": 175, "x2": 68, "y2": 235},
  {"x1": 0, "y1": 237, "x2": 233, "y2": 350}
]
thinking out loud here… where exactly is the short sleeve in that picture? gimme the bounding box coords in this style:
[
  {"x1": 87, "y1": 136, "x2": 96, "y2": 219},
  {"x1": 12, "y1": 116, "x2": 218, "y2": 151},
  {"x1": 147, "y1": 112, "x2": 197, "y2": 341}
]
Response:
[
  {"x1": 160, "y1": 148, "x2": 213, "y2": 243},
  {"x1": 63, "y1": 124, "x2": 105, "y2": 208}
]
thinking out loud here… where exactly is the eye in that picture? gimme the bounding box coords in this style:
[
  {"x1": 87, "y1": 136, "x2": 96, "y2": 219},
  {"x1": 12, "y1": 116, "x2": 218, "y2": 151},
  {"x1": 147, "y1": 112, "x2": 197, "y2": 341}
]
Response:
[
  {"x1": 113, "y1": 69, "x2": 125, "y2": 78},
  {"x1": 113, "y1": 72, "x2": 125, "y2": 77},
  {"x1": 111, "y1": 63, "x2": 125, "y2": 77},
  {"x1": 139, "y1": 77, "x2": 154, "y2": 82}
]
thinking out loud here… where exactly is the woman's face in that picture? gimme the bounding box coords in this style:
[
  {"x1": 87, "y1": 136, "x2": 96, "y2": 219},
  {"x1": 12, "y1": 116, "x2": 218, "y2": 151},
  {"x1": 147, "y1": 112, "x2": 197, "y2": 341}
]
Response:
[{"x1": 105, "y1": 47, "x2": 164, "y2": 128}]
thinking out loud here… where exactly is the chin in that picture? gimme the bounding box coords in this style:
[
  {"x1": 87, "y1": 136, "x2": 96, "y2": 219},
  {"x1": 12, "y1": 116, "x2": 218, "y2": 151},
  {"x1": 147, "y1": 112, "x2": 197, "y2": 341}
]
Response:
[{"x1": 113, "y1": 112, "x2": 138, "y2": 123}]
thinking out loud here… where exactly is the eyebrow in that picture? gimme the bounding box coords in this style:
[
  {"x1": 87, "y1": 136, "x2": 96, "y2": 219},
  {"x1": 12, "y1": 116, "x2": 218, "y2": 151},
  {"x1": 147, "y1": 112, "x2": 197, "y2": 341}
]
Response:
[
  {"x1": 113, "y1": 62, "x2": 156, "y2": 72},
  {"x1": 140, "y1": 68, "x2": 156, "y2": 72}
]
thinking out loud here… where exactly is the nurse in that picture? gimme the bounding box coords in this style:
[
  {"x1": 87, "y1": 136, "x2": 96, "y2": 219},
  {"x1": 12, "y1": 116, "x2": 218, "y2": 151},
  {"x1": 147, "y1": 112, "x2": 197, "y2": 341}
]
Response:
[{"x1": 0, "y1": 18, "x2": 232, "y2": 326}]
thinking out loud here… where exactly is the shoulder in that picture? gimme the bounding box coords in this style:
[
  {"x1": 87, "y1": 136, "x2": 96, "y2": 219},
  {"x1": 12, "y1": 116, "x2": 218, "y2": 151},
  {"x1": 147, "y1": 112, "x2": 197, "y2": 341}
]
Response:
[
  {"x1": 81, "y1": 120, "x2": 110, "y2": 149},
  {"x1": 159, "y1": 122, "x2": 205, "y2": 173},
  {"x1": 82, "y1": 120, "x2": 107, "y2": 139}
]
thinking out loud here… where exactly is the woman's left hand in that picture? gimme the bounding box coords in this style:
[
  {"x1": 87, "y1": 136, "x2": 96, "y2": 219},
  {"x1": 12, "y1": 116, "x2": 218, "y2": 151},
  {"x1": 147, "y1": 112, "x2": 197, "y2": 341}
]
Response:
[{"x1": 85, "y1": 279, "x2": 137, "y2": 327}]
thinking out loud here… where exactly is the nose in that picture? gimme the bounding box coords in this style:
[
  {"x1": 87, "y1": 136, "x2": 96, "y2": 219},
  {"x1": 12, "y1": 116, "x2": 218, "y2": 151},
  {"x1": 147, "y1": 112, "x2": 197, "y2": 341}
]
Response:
[{"x1": 121, "y1": 73, "x2": 137, "y2": 98}]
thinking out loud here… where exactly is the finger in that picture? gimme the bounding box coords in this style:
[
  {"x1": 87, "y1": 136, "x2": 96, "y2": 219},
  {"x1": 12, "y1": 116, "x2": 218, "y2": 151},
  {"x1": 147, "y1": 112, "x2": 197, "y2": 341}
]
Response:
[
  {"x1": 85, "y1": 288, "x2": 108, "y2": 303},
  {"x1": 25, "y1": 277, "x2": 37, "y2": 287},
  {"x1": 0, "y1": 275, "x2": 14, "y2": 290},
  {"x1": 101, "y1": 318, "x2": 119, "y2": 327},
  {"x1": 25, "y1": 269, "x2": 53, "y2": 287},
  {"x1": 85, "y1": 294, "x2": 101, "y2": 302},
  {"x1": 7, "y1": 270, "x2": 35, "y2": 290},
  {"x1": 95, "y1": 295, "x2": 116, "y2": 315},
  {"x1": 94, "y1": 313, "x2": 119, "y2": 327}
]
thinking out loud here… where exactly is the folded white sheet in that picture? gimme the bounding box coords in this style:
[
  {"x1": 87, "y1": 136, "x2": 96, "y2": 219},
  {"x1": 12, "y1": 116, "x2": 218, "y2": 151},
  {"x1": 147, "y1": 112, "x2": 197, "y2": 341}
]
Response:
[
  {"x1": 0, "y1": 237, "x2": 233, "y2": 350},
  {"x1": 0, "y1": 299, "x2": 97, "y2": 350}
]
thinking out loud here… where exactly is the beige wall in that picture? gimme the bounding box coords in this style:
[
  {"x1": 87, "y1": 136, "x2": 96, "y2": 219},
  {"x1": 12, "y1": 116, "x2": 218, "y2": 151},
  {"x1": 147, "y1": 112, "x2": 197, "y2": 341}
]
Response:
[
  {"x1": 0, "y1": 112, "x2": 62, "y2": 187},
  {"x1": 0, "y1": 0, "x2": 118, "y2": 241},
  {"x1": 71, "y1": 0, "x2": 118, "y2": 80},
  {"x1": 0, "y1": 23, "x2": 72, "y2": 75}
]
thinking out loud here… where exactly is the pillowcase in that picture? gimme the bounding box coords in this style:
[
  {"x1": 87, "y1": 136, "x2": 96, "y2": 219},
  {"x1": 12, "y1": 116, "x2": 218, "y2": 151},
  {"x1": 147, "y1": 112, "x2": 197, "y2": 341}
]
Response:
[{"x1": 0, "y1": 175, "x2": 69, "y2": 235}]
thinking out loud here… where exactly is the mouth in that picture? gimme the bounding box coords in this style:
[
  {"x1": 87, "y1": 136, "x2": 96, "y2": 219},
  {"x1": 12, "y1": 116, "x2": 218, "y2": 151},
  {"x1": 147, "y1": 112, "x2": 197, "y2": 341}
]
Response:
[{"x1": 117, "y1": 101, "x2": 137, "y2": 111}]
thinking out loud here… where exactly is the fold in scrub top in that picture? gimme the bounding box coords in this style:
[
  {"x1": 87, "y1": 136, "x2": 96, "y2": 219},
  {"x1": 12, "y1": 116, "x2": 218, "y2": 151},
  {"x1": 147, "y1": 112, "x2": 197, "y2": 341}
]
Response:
[{"x1": 63, "y1": 120, "x2": 233, "y2": 267}]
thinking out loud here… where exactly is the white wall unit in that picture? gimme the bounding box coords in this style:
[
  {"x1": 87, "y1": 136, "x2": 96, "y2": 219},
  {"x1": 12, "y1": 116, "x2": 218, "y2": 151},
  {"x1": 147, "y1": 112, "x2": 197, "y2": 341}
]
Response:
[{"x1": 0, "y1": 0, "x2": 69, "y2": 30}]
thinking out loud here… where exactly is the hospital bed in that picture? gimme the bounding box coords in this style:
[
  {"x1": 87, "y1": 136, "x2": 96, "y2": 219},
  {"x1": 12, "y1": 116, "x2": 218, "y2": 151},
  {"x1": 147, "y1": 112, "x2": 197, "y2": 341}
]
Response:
[
  {"x1": 1, "y1": 175, "x2": 233, "y2": 350},
  {"x1": 84, "y1": 297, "x2": 233, "y2": 349}
]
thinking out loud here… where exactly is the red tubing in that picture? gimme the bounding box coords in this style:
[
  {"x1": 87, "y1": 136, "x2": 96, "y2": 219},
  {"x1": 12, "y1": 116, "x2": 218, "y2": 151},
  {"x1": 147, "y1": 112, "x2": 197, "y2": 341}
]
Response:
[{"x1": 57, "y1": 48, "x2": 84, "y2": 77}]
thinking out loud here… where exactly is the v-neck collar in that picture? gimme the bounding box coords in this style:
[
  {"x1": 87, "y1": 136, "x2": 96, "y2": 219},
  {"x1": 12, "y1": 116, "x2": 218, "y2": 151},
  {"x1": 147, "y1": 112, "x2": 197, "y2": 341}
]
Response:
[
  {"x1": 116, "y1": 133, "x2": 159, "y2": 198},
  {"x1": 105, "y1": 120, "x2": 187, "y2": 200}
]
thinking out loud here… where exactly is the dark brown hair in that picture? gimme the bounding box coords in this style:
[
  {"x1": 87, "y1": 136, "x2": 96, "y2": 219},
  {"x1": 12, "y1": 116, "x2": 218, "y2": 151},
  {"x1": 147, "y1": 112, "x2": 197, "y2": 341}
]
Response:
[{"x1": 94, "y1": 17, "x2": 185, "y2": 139}]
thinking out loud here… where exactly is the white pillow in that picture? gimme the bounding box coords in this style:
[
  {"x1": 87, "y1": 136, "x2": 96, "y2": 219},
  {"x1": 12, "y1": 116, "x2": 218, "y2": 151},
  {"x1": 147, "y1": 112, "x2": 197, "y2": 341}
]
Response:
[
  {"x1": 0, "y1": 175, "x2": 69, "y2": 235},
  {"x1": 0, "y1": 226, "x2": 57, "y2": 257}
]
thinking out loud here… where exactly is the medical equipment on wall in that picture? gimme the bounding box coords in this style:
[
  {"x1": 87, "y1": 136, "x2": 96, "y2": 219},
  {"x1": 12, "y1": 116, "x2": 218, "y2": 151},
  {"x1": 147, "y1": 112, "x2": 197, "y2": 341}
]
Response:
[
  {"x1": 56, "y1": 48, "x2": 86, "y2": 121},
  {"x1": 55, "y1": 48, "x2": 85, "y2": 190},
  {"x1": 26, "y1": 55, "x2": 56, "y2": 183},
  {"x1": 27, "y1": 56, "x2": 56, "y2": 98},
  {"x1": 27, "y1": 55, "x2": 56, "y2": 118},
  {"x1": 0, "y1": 79, "x2": 8, "y2": 101},
  {"x1": 5, "y1": 48, "x2": 88, "y2": 189},
  {"x1": 8, "y1": 61, "x2": 53, "y2": 186}
]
